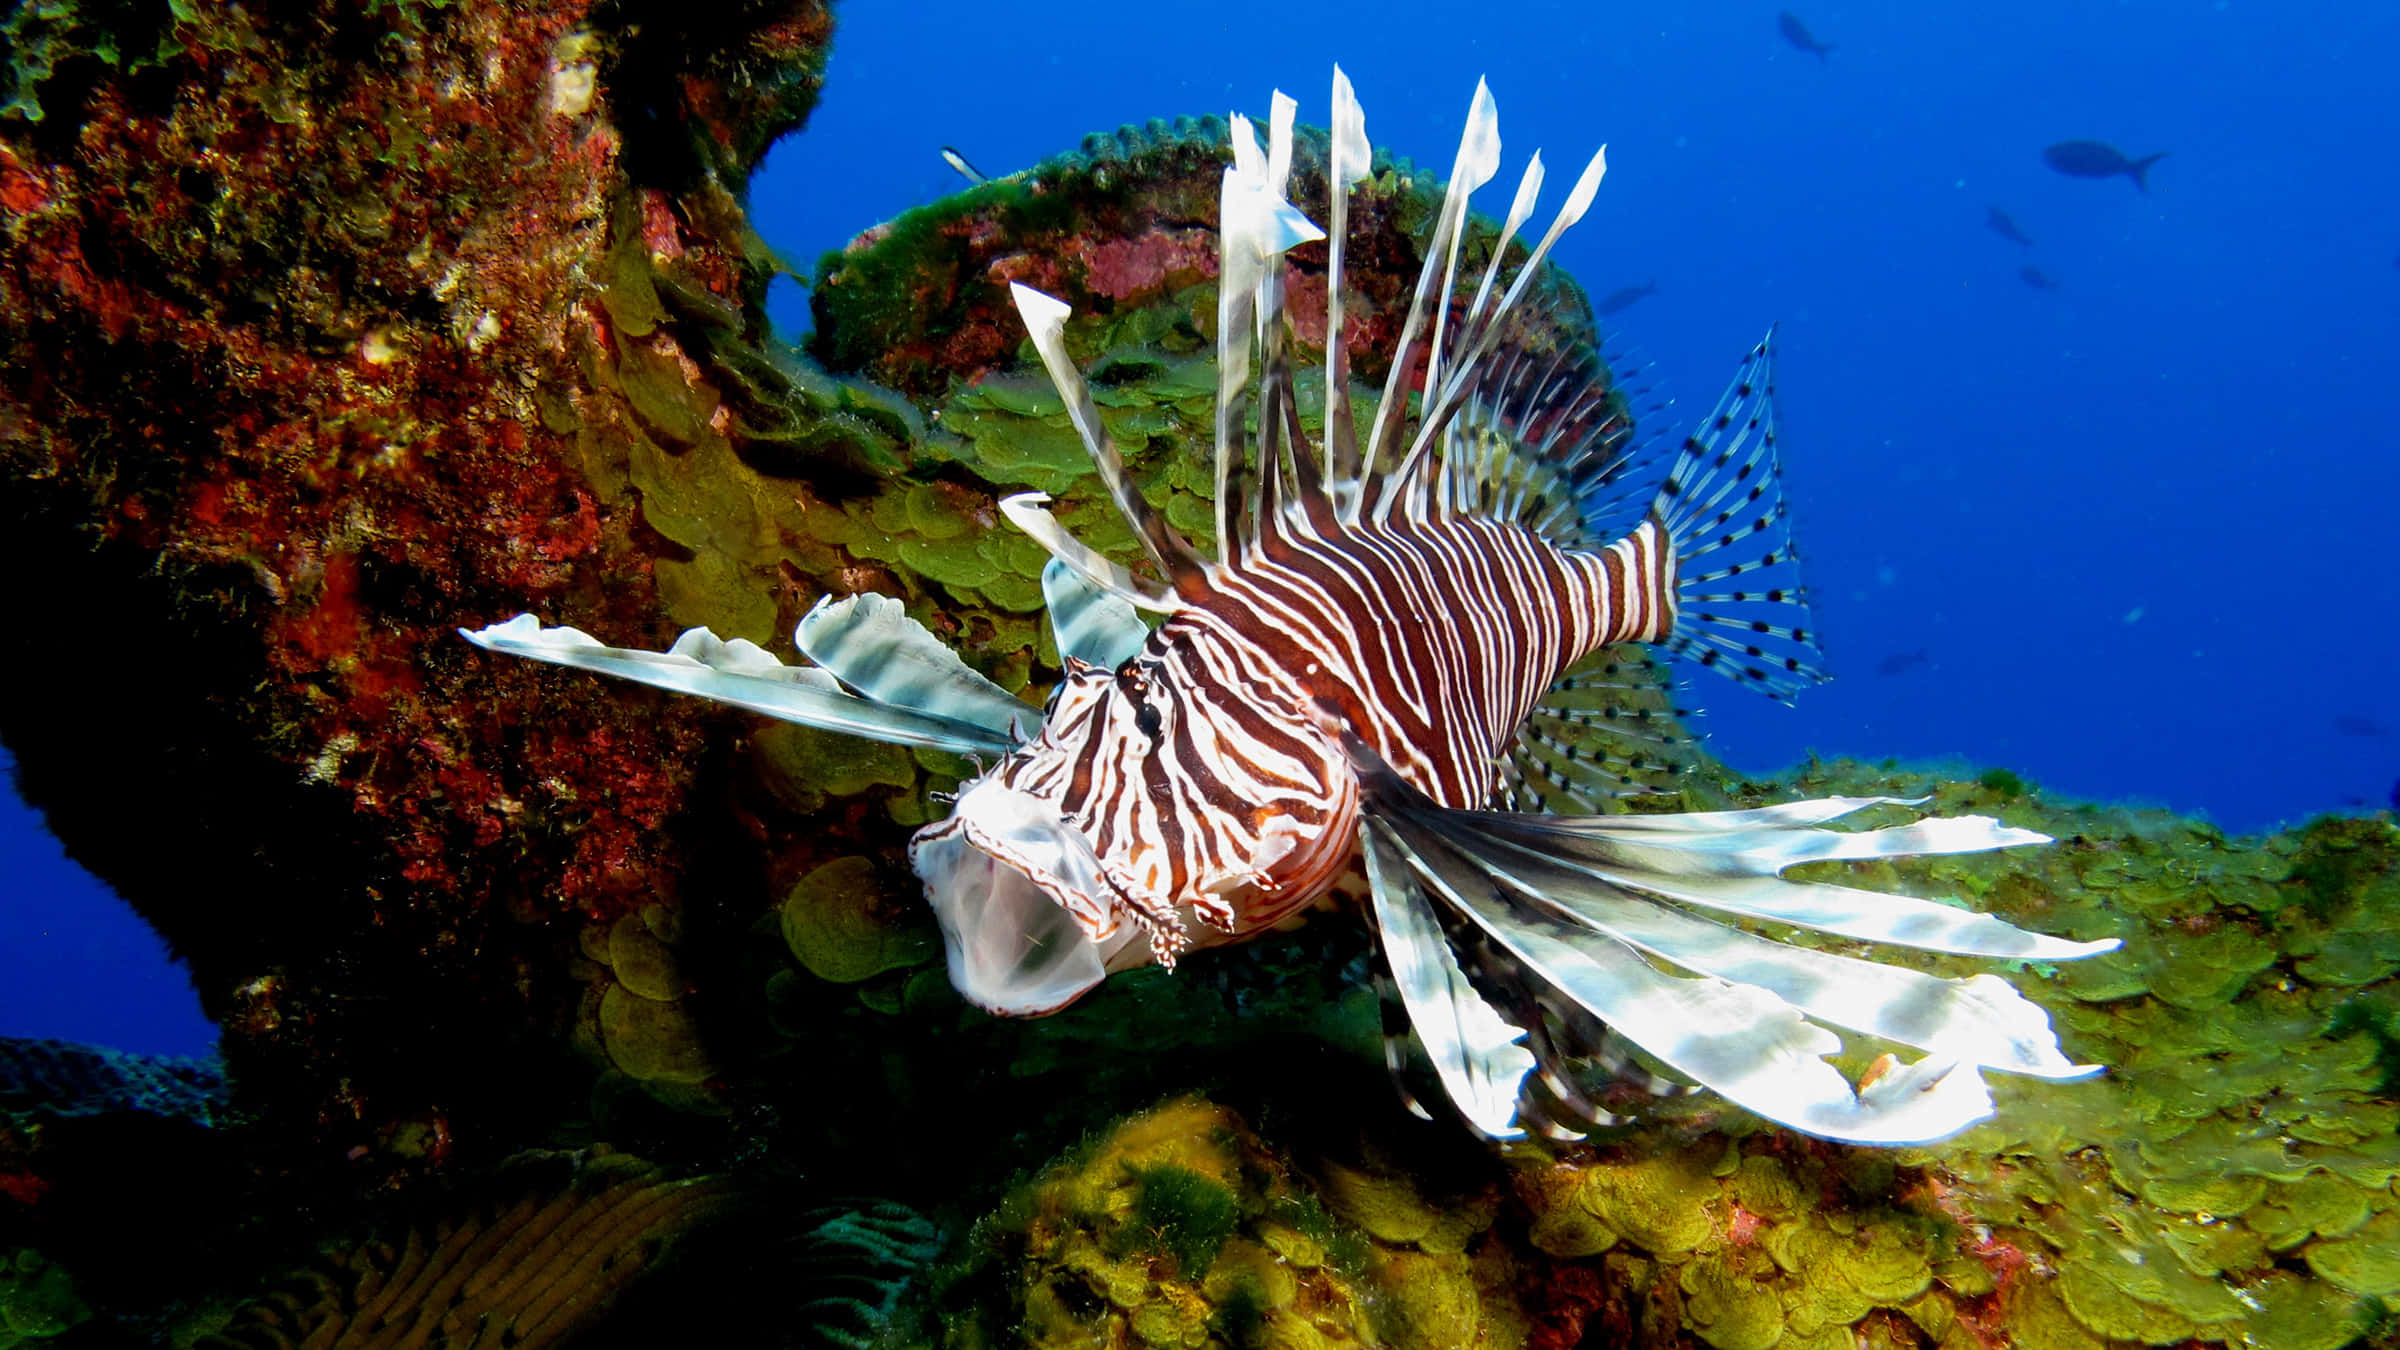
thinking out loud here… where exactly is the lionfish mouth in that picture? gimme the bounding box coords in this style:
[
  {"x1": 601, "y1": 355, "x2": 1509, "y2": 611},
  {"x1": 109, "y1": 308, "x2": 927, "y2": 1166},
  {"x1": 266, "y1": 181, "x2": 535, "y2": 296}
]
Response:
[{"x1": 908, "y1": 779, "x2": 1148, "y2": 1018}]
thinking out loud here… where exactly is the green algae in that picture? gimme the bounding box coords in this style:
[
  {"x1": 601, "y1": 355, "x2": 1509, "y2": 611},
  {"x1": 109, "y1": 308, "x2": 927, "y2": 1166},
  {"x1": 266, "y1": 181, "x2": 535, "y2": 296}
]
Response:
[
  {"x1": 1123, "y1": 1163, "x2": 1241, "y2": 1280},
  {"x1": 1679, "y1": 1257, "x2": 1785, "y2": 1350},
  {"x1": 2, "y1": 0, "x2": 187, "y2": 127},
  {"x1": 605, "y1": 909, "x2": 684, "y2": 1001},
  {"x1": 1573, "y1": 1146, "x2": 1722, "y2": 1256},
  {"x1": 779, "y1": 855, "x2": 936, "y2": 984},
  {"x1": 1365, "y1": 1251, "x2": 1482, "y2": 1350},
  {"x1": 0, "y1": 1249, "x2": 87, "y2": 1346},
  {"x1": 754, "y1": 720, "x2": 916, "y2": 810}
]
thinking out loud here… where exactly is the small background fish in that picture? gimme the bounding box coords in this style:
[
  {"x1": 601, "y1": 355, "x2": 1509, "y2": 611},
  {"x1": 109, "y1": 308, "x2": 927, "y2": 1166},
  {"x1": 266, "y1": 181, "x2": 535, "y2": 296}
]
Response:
[
  {"x1": 2042, "y1": 138, "x2": 2169, "y2": 190},
  {"x1": 1778, "y1": 10, "x2": 1835, "y2": 61},
  {"x1": 1985, "y1": 205, "x2": 2035, "y2": 247},
  {"x1": 1593, "y1": 278, "x2": 1659, "y2": 316}
]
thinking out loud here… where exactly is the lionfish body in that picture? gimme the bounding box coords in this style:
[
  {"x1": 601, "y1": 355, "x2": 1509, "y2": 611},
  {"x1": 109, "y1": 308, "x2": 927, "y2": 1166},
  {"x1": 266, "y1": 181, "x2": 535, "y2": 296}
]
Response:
[
  {"x1": 469, "y1": 70, "x2": 2119, "y2": 1146},
  {"x1": 924, "y1": 508, "x2": 1678, "y2": 979}
]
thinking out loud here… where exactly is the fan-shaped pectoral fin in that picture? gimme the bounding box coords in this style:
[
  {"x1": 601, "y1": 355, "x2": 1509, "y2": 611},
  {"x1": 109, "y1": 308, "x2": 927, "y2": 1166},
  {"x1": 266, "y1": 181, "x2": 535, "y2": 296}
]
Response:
[
  {"x1": 1040, "y1": 558, "x2": 1151, "y2": 670},
  {"x1": 460, "y1": 615, "x2": 1020, "y2": 756}
]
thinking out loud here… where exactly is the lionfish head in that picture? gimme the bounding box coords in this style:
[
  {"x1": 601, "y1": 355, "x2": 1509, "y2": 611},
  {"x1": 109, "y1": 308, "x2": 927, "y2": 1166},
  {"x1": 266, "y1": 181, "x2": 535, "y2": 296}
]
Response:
[
  {"x1": 909, "y1": 653, "x2": 1361, "y2": 1018},
  {"x1": 906, "y1": 665, "x2": 1138, "y2": 1018}
]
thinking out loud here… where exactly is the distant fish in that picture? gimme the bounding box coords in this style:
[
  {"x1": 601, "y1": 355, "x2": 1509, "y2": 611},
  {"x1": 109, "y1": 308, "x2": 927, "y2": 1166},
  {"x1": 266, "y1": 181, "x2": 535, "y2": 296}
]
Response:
[
  {"x1": 1985, "y1": 206, "x2": 2034, "y2": 248},
  {"x1": 2019, "y1": 265, "x2": 2060, "y2": 291},
  {"x1": 1874, "y1": 648, "x2": 1930, "y2": 677},
  {"x1": 2042, "y1": 140, "x2": 2168, "y2": 192},
  {"x1": 940, "y1": 145, "x2": 987, "y2": 185},
  {"x1": 2335, "y1": 714, "x2": 2389, "y2": 738},
  {"x1": 1778, "y1": 11, "x2": 1835, "y2": 61},
  {"x1": 1593, "y1": 279, "x2": 1658, "y2": 317}
]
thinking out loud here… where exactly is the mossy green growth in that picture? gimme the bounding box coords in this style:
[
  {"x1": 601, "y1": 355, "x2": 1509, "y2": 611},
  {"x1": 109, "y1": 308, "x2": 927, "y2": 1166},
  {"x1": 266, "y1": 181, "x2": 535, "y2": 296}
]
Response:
[
  {"x1": 1977, "y1": 766, "x2": 2026, "y2": 798},
  {"x1": 1122, "y1": 1163, "x2": 1240, "y2": 1280},
  {"x1": 2327, "y1": 988, "x2": 2400, "y2": 1095},
  {"x1": 938, "y1": 1099, "x2": 1411, "y2": 1349},
  {"x1": 2, "y1": 0, "x2": 189, "y2": 125},
  {"x1": 0, "y1": 1249, "x2": 88, "y2": 1345}
]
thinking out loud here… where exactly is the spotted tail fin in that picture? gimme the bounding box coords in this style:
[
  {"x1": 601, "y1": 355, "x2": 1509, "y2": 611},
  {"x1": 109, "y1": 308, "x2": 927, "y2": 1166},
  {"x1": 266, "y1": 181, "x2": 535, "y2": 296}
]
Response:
[{"x1": 1650, "y1": 329, "x2": 1829, "y2": 702}]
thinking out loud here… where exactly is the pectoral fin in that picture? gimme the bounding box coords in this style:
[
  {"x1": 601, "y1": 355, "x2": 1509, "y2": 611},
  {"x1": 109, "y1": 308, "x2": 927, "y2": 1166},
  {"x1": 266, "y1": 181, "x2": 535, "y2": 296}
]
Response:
[
  {"x1": 1347, "y1": 737, "x2": 2110, "y2": 1145},
  {"x1": 461, "y1": 615, "x2": 1020, "y2": 756}
]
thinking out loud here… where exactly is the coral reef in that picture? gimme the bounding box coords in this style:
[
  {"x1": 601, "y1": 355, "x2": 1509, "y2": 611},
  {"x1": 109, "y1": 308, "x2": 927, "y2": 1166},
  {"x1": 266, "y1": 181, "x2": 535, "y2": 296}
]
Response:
[
  {"x1": 0, "y1": 0, "x2": 842, "y2": 1182},
  {"x1": 0, "y1": 1248, "x2": 87, "y2": 1349},
  {"x1": 938, "y1": 769, "x2": 2399, "y2": 1350},
  {"x1": 192, "y1": 1151, "x2": 730, "y2": 1350},
  {"x1": 0, "y1": 1038, "x2": 225, "y2": 1125},
  {"x1": 1, "y1": 2, "x2": 2394, "y2": 1347}
]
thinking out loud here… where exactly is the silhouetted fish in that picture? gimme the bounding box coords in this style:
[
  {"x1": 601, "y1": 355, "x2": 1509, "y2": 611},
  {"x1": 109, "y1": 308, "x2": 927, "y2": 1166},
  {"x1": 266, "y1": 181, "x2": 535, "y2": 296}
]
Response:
[
  {"x1": 2042, "y1": 140, "x2": 2168, "y2": 191},
  {"x1": 2019, "y1": 265, "x2": 2059, "y2": 291},
  {"x1": 1985, "y1": 206, "x2": 2034, "y2": 248},
  {"x1": 1778, "y1": 11, "x2": 1834, "y2": 61},
  {"x1": 1874, "y1": 649, "x2": 1930, "y2": 677},
  {"x1": 1593, "y1": 279, "x2": 1658, "y2": 317},
  {"x1": 2335, "y1": 714, "x2": 2389, "y2": 738},
  {"x1": 940, "y1": 145, "x2": 987, "y2": 184}
]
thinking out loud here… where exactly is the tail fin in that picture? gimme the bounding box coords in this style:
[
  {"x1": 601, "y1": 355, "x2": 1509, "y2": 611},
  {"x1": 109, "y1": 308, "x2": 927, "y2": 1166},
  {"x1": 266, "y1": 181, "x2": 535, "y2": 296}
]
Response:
[
  {"x1": 2127, "y1": 151, "x2": 2168, "y2": 192},
  {"x1": 1647, "y1": 328, "x2": 1829, "y2": 703}
]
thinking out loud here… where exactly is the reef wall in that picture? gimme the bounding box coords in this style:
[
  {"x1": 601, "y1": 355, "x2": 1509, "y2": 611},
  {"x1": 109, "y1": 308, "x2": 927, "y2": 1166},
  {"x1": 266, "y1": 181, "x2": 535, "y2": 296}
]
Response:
[{"x1": 1, "y1": 4, "x2": 2396, "y2": 1349}]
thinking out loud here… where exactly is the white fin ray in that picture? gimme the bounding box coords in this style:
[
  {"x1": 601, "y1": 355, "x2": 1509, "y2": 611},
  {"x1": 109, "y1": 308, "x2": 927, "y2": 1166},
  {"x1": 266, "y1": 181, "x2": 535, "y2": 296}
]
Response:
[
  {"x1": 1321, "y1": 65, "x2": 1374, "y2": 490},
  {"x1": 795, "y1": 592, "x2": 1043, "y2": 742},
  {"x1": 1472, "y1": 807, "x2": 2117, "y2": 959},
  {"x1": 1361, "y1": 821, "x2": 1538, "y2": 1139},
  {"x1": 1458, "y1": 152, "x2": 1545, "y2": 369},
  {"x1": 1040, "y1": 558, "x2": 1150, "y2": 670},
  {"x1": 1265, "y1": 89, "x2": 1297, "y2": 195},
  {"x1": 1382, "y1": 146, "x2": 1609, "y2": 516},
  {"x1": 1356, "y1": 78, "x2": 1500, "y2": 507},
  {"x1": 1440, "y1": 826, "x2": 2098, "y2": 1077},
  {"x1": 1007, "y1": 284, "x2": 1205, "y2": 588},
  {"x1": 1365, "y1": 807, "x2": 1997, "y2": 1145},
  {"x1": 1418, "y1": 80, "x2": 1505, "y2": 413},
  {"x1": 998, "y1": 492, "x2": 1183, "y2": 615},
  {"x1": 1212, "y1": 106, "x2": 1326, "y2": 556},
  {"x1": 460, "y1": 615, "x2": 1020, "y2": 756},
  {"x1": 1346, "y1": 737, "x2": 2109, "y2": 1144}
]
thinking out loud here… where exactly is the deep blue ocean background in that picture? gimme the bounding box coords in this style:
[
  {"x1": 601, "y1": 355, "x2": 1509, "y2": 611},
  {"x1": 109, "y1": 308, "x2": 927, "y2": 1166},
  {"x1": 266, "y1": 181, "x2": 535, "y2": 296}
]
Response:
[{"x1": 6, "y1": 0, "x2": 2395, "y2": 1056}]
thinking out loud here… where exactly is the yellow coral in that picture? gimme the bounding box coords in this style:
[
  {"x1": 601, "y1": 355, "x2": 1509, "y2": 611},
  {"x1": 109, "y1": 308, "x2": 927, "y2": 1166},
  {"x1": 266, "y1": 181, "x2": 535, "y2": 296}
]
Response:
[
  {"x1": 1678, "y1": 1257, "x2": 1786, "y2": 1350},
  {"x1": 1574, "y1": 1147, "x2": 1720, "y2": 1255},
  {"x1": 1366, "y1": 1251, "x2": 1480, "y2": 1350}
]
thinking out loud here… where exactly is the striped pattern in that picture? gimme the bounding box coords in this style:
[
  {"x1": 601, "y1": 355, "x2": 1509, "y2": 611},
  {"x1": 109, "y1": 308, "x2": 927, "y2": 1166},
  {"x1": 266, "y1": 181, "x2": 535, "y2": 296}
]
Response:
[
  {"x1": 1198, "y1": 514, "x2": 1676, "y2": 807},
  {"x1": 974, "y1": 507, "x2": 1678, "y2": 962},
  {"x1": 460, "y1": 70, "x2": 2121, "y2": 1145}
]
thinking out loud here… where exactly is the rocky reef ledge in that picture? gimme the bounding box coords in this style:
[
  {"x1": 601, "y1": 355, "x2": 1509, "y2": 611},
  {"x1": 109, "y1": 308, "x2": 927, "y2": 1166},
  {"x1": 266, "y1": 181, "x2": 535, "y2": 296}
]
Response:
[{"x1": 1, "y1": 4, "x2": 2394, "y2": 1348}]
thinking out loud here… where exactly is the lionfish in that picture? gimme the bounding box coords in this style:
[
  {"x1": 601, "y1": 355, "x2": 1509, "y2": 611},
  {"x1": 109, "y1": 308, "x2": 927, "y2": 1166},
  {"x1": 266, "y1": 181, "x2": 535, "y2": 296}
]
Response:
[{"x1": 468, "y1": 70, "x2": 2118, "y2": 1145}]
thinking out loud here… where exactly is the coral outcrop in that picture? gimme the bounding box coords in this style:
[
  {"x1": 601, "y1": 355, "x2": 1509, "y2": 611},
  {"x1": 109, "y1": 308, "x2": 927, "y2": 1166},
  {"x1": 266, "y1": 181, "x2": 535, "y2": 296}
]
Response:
[{"x1": 193, "y1": 1152, "x2": 731, "y2": 1350}]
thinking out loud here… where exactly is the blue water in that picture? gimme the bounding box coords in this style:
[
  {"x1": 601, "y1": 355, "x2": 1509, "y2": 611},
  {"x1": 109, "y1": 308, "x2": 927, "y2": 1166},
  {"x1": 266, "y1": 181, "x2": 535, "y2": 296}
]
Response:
[{"x1": 5, "y1": 0, "x2": 2395, "y2": 1051}]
